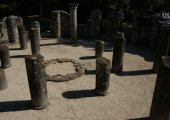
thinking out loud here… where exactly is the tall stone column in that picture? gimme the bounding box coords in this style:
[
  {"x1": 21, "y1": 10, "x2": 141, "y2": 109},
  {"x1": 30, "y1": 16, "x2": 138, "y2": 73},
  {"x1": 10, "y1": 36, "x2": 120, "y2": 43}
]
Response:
[
  {"x1": 6, "y1": 15, "x2": 19, "y2": 43},
  {"x1": 150, "y1": 56, "x2": 170, "y2": 120},
  {"x1": 68, "y1": 3, "x2": 79, "y2": 42},
  {"x1": 51, "y1": 10, "x2": 61, "y2": 39},
  {"x1": 112, "y1": 32, "x2": 126, "y2": 73}
]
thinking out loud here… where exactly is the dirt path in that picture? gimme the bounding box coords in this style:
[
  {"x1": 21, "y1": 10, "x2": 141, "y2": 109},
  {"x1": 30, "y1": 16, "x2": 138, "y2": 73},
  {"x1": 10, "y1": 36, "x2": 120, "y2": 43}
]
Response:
[{"x1": 0, "y1": 38, "x2": 156, "y2": 120}]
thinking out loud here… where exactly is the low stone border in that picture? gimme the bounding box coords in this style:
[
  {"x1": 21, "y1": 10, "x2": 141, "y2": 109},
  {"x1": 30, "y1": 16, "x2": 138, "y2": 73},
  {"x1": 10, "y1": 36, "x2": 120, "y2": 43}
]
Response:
[{"x1": 44, "y1": 58, "x2": 85, "y2": 82}]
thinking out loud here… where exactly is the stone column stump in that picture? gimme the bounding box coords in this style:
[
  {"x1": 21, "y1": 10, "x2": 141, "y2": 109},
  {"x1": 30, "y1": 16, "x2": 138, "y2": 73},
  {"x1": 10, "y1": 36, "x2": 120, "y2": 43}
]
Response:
[
  {"x1": 95, "y1": 40, "x2": 104, "y2": 57},
  {"x1": 68, "y1": 3, "x2": 79, "y2": 42},
  {"x1": 0, "y1": 44, "x2": 12, "y2": 68},
  {"x1": 112, "y1": 32, "x2": 126, "y2": 73},
  {"x1": 153, "y1": 25, "x2": 170, "y2": 72},
  {"x1": 30, "y1": 28, "x2": 40, "y2": 55},
  {"x1": 25, "y1": 54, "x2": 49, "y2": 110},
  {"x1": 95, "y1": 57, "x2": 111, "y2": 96},
  {"x1": 0, "y1": 68, "x2": 8, "y2": 90}
]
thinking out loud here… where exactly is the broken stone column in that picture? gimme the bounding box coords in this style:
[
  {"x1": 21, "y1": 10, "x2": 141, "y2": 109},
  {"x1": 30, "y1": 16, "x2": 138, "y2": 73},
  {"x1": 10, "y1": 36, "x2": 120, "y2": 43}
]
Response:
[
  {"x1": 0, "y1": 44, "x2": 12, "y2": 68},
  {"x1": 95, "y1": 40, "x2": 104, "y2": 57},
  {"x1": 18, "y1": 26, "x2": 27, "y2": 49},
  {"x1": 68, "y1": 3, "x2": 79, "y2": 42},
  {"x1": 95, "y1": 57, "x2": 111, "y2": 96},
  {"x1": 25, "y1": 54, "x2": 49, "y2": 110},
  {"x1": 0, "y1": 68, "x2": 8, "y2": 90},
  {"x1": 30, "y1": 28, "x2": 40, "y2": 55},
  {"x1": 150, "y1": 56, "x2": 170, "y2": 120},
  {"x1": 51, "y1": 10, "x2": 61, "y2": 39},
  {"x1": 31, "y1": 21, "x2": 41, "y2": 40},
  {"x1": 112, "y1": 32, "x2": 126, "y2": 73},
  {"x1": 6, "y1": 15, "x2": 19, "y2": 43},
  {"x1": 153, "y1": 25, "x2": 170, "y2": 72}
]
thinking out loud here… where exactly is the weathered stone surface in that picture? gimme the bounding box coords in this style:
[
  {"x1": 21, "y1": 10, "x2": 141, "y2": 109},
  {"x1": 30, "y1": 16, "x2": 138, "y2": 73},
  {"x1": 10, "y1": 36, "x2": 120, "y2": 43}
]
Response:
[
  {"x1": 30, "y1": 28, "x2": 40, "y2": 55},
  {"x1": 153, "y1": 25, "x2": 170, "y2": 72},
  {"x1": 68, "y1": 3, "x2": 79, "y2": 42},
  {"x1": 0, "y1": 68, "x2": 7, "y2": 90},
  {"x1": 31, "y1": 21, "x2": 41, "y2": 39},
  {"x1": 95, "y1": 40, "x2": 104, "y2": 57},
  {"x1": 95, "y1": 57, "x2": 111, "y2": 96},
  {"x1": 0, "y1": 44, "x2": 12, "y2": 69},
  {"x1": 6, "y1": 15, "x2": 19, "y2": 43},
  {"x1": 18, "y1": 26, "x2": 27, "y2": 49},
  {"x1": 51, "y1": 10, "x2": 61, "y2": 38},
  {"x1": 112, "y1": 32, "x2": 126, "y2": 73},
  {"x1": 150, "y1": 56, "x2": 170, "y2": 120},
  {"x1": 25, "y1": 54, "x2": 49, "y2": 110},
  {"x1": 44, "y1": 58, "x2": 85, "y2": 82}
]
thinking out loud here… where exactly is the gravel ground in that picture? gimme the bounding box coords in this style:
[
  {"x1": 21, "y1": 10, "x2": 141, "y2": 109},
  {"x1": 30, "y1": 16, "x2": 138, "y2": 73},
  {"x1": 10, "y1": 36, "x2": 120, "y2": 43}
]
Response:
[{"x1": 0, "y1": 38, "x2": 157, "y2": 120}]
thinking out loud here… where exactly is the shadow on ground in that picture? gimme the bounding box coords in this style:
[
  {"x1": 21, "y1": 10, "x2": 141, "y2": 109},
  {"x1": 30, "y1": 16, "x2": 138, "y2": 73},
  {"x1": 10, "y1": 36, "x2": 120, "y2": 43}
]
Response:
[
  {"x1": 115, "y1": 69, "x2": 156, "y2": 76},
  {"x1": 9, "y1": 48, "x2": 22, "y2": 50},
  {"x1": 85, "y1": 70, "x2": 96, "y2": 75},
  {"x1": 62, "y1": 89, "x2": 98, "y2": 99},
  {"x1": 10, "y1": 55, "x2": 29, "y2": 58},
  {"x1": 128, "y1": 117, "x2": 149, "y2": 120},
  {"x1": 79, "y1": 56, "x2": 96, "y2": 60},
  {"x1": 0, "y1": 100, "x2": 32, "y2": 112}
]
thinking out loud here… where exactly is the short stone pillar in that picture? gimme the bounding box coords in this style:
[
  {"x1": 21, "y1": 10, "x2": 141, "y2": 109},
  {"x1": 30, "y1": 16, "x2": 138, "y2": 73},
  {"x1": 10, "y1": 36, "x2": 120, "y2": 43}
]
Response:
[
  {"x1": 95, "y1": 57, "x2": 111, "y2": 96},
  {"x1": 0, "y1": 68, "x2": 8, "y2": 90},
  {"x1": 25, "y1": 54, "x2": 49, "y2": 110},
  {"x1": 68, "y1": 3, "x2": 79, "y2": 42},
  {"x1": 153, "y1": 25, "x2": 170, "y2": 72},
  {"x1": 6, "y1": 15, "x2": 19, "y2": 43},
  {"x1": 95, "y1": 40, "x2": 104, "y2": 57},
  {"x1": 149, "y1": 56, "x2": 170, "y2": 120},
  {"x1": 0, "y1": 44, "x2": 12, "y2": 68},
  {"x1": 112, "y1": 32, "x2": 126, "y2": 73},
  {"x1": 31, "y1": 21, "x2": 41, "y2": 40},
  {"x1": 51, "y1": 10, "x2": 61, "y2": 39},
  {"x1": 18, "y1": 26, "x2": 27, "y2": 49},
  {"x1": 30, "y1": 28, "x2": 40, "y2": 55}
]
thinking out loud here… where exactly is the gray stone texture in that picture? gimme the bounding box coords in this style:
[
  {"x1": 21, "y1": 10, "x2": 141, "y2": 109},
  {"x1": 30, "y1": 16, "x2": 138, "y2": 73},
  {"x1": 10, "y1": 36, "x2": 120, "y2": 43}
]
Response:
[
  {"x1": 25, "y1": 54, "x2": 49, "y2": 110},
  {"x1": 153, "y1": 25, "x2": 170, "y2": 72},
  {"x1": 96, "y1": 57, "x2": 111, "y2": 96},
  {"x1": 112, "y1": 32, "x2": 126, "y2": 73},
  {"x1": 95, "y1": 40, "x2": 104, "y2": 57},
  {"x1": 6, "y1": 15, "x2": 19, "y2": 43}
]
